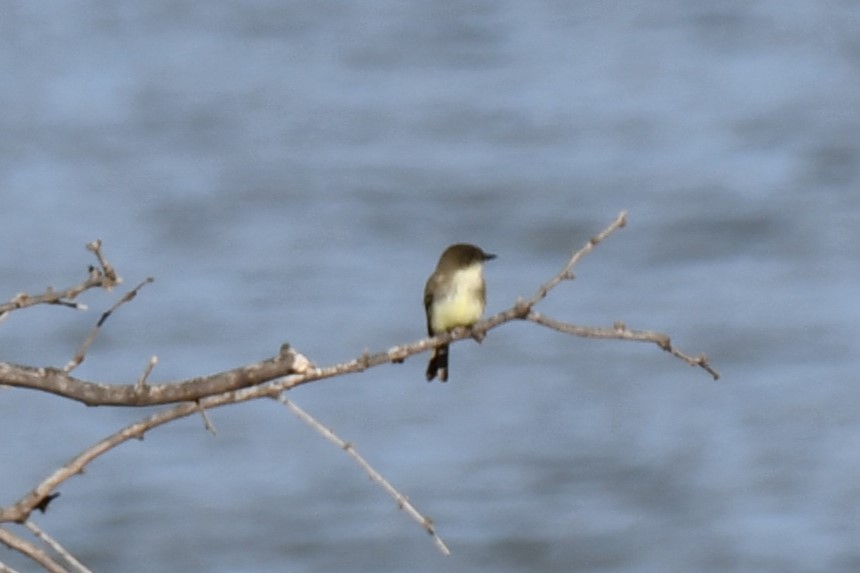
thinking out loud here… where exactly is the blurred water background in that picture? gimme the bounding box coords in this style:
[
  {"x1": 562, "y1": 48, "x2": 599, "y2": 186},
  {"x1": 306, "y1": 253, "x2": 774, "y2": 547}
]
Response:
[{"x1": 1, "y1": 1, "x2": 858, "y2": 571}]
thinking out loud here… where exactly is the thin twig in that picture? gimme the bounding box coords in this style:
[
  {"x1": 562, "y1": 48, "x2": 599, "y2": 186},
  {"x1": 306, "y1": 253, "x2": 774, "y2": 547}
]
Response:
[
  {"x1": 136, "y1": 356, "x2": 158, "y2": 390},
  {"x1": 0, "y1": 240, "x2": 121, "y2": 319},
  {"x1": 64, "y1": 277, "x2": 154, "y2": 372},
  {"x1": 527, "y1": 210, "x2": 627, "y2": 306},
  {"x1": 23, "y1": 522, "x2": 93, "y2": 573},
  {"x1": 196, "y1": 401, "x2": 217, "y2": 435},
  {"x1": 276, "y1": 395, "x2": 451, "y2": 556}
]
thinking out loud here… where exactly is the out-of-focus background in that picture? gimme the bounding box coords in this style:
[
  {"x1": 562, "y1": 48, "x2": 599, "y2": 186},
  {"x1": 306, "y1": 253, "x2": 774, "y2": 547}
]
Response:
[{"x1": 1, "y1": 2, "x2": 858, "y2": 571}]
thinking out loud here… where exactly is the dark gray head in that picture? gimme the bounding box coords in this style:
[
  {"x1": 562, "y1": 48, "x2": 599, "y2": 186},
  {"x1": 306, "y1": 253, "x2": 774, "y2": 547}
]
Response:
[{"x1": 435, "y1": 243, "x2": 496, "y2": 270}]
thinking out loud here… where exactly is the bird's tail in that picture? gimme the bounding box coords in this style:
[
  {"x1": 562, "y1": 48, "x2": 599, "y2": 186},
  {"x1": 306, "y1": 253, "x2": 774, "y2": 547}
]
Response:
[{"x1": 426, "y1": 344, "x2": 449, "y2": 382}]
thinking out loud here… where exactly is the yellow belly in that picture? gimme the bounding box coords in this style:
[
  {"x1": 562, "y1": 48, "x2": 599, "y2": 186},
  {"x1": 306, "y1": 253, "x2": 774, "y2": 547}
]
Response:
[{"x1": 431, "y1": 292, "x2": 484, "y2": 333}]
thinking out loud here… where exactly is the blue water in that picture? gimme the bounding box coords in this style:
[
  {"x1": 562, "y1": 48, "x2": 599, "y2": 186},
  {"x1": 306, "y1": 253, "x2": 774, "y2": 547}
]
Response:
[{"x1": 1, "y1": 1, "x2": 859, "y2": 571}]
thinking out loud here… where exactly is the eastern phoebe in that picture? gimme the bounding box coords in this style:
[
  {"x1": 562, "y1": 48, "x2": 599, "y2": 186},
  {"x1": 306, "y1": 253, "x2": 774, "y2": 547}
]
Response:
[{"x1": 424, "y1": 243, "x2": 496, "y2": 382}]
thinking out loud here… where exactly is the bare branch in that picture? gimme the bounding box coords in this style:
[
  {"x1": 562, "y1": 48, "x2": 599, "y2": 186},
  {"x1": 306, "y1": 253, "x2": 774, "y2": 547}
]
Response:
[
  {"x1": 0, "y1": 345, "x2": 309, "y2": 406},
  {"x1": 0, "y1": 211, "x2": 720, "y2": 564},
  {"x1": 527, "y1": 312, "x2": 719, "y2": 379},
  {"x1": 277, "y1": 395, "x2": 450, "y2": 556}
]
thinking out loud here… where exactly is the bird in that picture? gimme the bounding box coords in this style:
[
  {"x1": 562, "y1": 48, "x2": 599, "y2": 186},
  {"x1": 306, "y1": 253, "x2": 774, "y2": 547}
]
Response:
[{"x1": 424, "y1": 243, "x2": 495, "y2": 382}]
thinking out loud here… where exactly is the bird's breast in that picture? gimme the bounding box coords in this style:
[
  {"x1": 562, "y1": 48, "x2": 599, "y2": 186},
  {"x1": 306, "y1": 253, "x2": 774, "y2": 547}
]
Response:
[{"x1": 429, "y1": 265, "x2": 485, "y2": 333}]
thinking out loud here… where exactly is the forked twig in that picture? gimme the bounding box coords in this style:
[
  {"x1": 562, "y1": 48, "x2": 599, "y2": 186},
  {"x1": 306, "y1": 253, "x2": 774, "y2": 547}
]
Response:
[{"x1": 0, "y1": 240, "x2": 121, "y2": 320}]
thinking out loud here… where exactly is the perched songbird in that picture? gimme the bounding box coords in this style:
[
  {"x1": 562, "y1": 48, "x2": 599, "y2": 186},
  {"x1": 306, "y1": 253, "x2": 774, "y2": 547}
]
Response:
[{"x1": 424, "y1": 243, "x2": 496, "y2": 382}]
